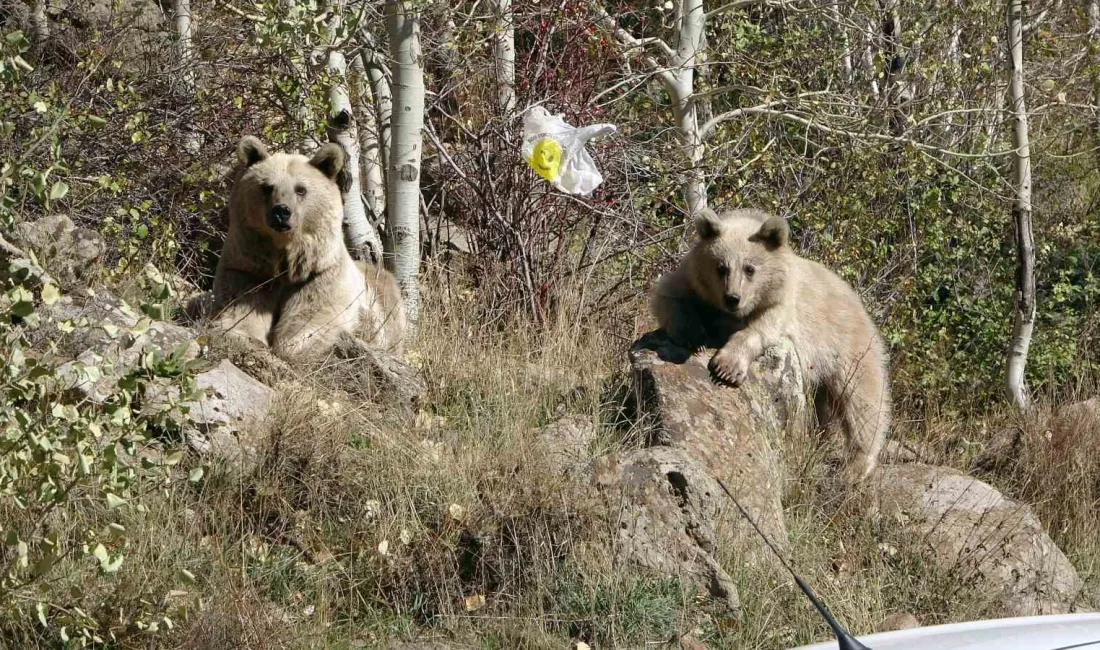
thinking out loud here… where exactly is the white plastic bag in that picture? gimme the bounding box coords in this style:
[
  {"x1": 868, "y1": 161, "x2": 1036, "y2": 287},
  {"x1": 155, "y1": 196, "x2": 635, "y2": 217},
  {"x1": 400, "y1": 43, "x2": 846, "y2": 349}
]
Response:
[{"x1": 521, "y1": 106, "x2": 617, "y2": 196}]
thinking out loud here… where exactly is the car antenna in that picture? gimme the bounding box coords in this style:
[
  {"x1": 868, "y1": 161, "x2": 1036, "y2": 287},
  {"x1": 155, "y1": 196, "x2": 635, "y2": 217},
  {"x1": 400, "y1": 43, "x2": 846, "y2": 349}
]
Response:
[{"x1": 715, "y1": 477, "x2": 871, "y2": 650}]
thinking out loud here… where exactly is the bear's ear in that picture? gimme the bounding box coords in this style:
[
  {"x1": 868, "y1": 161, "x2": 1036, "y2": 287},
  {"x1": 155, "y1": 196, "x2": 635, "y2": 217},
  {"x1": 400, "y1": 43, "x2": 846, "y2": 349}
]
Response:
[
  {"x1": 694, "y1": 208, "x2": 724, "y2": 240},
  {"x1": 237, "y1": 136, "x2": 270, "y2": 167},
  {"x1": 309, "y1": 143, "x2": 347, "y2": 184},
  {"x1": 749, "y1": 214, "x2": 789, "y2": 250}
]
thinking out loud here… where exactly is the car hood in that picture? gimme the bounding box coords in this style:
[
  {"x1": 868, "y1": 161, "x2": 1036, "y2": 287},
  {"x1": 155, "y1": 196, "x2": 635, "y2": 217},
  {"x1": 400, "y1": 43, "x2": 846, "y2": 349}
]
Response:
[{"x1": 791, "y1": 613, "x2": 1100, "y2": 650}]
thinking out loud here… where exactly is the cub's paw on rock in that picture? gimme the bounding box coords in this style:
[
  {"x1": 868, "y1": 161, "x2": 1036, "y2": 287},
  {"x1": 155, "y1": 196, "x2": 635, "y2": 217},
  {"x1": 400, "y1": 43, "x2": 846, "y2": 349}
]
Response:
[{"x1": 708, "y1": 347, "x2": 751, "y2": 386}]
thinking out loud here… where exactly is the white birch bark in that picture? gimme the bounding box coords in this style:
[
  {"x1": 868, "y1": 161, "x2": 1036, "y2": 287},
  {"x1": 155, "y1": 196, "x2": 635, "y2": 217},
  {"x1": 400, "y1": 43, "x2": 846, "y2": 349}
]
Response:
[
  {"x1": 385, "y1": 0, "x2": 425, "y2": 327},
  {"x1": 174, "y1": 0, "x2": 202, "y2": 155},
  {"x1": 490, "y1": 0, "x2": 516, "y2": 114},
  {"x1": 863, "y1": 20, "x2": 881, "y2": 99},
  {"x1": 351, "y1": 54, "x2": 385, "y2": 221},
  {"x1": 830, "y1": 0, "x2": 854, "y2": 85},
  {"x1": 326, "y1": 0, "x2": 384, "y2": 262},
  {"x1": 1005, "y1": 0, "x2": 1035, "y2": 412},
  {"x1": 29, "y1": 0, "x2": 49, "y2": 52},
  {"x1": 675, "y1": 0, "x2": 706, "y2": 215}
]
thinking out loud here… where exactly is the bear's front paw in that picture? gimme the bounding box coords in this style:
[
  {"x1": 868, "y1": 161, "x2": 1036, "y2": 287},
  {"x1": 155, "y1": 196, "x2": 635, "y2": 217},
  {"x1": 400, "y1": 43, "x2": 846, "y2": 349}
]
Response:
[{"x1": 708, "y1": 347, "x2": 751, "y2": 387}]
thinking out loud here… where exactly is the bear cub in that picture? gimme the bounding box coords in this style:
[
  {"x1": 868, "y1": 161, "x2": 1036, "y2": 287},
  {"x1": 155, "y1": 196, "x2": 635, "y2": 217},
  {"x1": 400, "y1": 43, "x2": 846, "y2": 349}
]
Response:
[
  {"x1": 212, "y1": 135, "x2": 406, "y2": 361},
  {"x1": 650, "y1": 208, "x2": 891, "y2": 484}
]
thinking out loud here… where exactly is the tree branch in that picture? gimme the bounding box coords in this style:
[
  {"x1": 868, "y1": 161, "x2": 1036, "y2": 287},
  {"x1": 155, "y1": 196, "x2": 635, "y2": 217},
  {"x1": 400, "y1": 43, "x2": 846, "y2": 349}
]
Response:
[
  {"x1": 591, "y1": 2, "x2": 682, "y2": 101},
  {"x1": 700, "y1": 91, "x2": 830, "y2": 140}
]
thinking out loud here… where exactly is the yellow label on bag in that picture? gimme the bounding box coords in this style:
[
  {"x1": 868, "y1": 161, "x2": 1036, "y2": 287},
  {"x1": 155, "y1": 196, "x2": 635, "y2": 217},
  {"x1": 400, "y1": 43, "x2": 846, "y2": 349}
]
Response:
[{"x1": 528, "y1": 137, "x2": 563, "y2": 181}]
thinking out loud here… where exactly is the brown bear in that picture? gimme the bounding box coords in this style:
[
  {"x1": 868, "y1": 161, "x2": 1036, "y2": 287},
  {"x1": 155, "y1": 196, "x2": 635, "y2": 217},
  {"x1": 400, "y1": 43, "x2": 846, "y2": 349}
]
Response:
[
  {"x1": 211, "y1": 136, "x2": 405, "y2": 361},
  {"x1": 650, "y1": 208, "x2": 891, "y2": 484}
]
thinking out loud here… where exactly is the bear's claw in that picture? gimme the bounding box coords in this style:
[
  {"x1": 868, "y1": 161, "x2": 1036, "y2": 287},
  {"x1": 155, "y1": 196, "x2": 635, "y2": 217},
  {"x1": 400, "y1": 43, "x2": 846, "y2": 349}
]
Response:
[{"x1": 708, "y1": 347, "x2": 750, "y2": 387}]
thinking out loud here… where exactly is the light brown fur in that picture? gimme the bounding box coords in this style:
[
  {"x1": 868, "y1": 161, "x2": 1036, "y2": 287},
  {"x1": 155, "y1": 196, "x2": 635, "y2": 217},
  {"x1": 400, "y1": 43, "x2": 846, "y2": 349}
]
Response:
[
  {"x1": 650, "y1": 208, "x2": 891, "y2": 484},
  {"x1": 212, "y1": 136, "x2": 406, "y2": 361}
]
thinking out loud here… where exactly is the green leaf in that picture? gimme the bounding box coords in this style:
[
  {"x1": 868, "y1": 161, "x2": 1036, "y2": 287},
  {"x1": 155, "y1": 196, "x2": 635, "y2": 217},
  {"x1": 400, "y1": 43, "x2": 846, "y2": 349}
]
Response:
[
  {"x1": 164, "y1": 449, "x2": 184, "y2": 466},
  {"x1": 104, "y1": 554, "x2": 124, "y2": 573},
  {"x1": 40, "y1": 283, "x2": 61, "y2": 306},
  {"x1": 188, "y1": 466, "x2": 205, "y2": 483},
  {"x1": 49, "y1": 181, "x2": 69, "y2": 201},
  {"x1": 36, "y1": 602, "x2": 47, "y2": 627},
  {"x1": 178, "y1": 568, "x2": 196, "y2": 585},
  {"x1": 92, "y1": 543, "x2": 109, "y2": 566},
  {"x1": 106, "y1": 493, "x2": 126, "y2": 509}
]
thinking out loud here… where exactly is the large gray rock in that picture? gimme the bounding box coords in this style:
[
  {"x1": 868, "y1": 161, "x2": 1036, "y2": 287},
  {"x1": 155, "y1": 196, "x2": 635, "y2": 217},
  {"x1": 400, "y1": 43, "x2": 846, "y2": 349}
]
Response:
[
  {"x1": 14, "y1": 215, "x2": 103, "y2": 285},
  {"x1": 591, "y1": 331, "x2": 806, "y2": 613},
  {"x1": 592, "y1": 446, "x2": 742, "y2": 613},
  {"x1": 45, "y1": 293, "x2": 200, "y2": 402},
  {"x1": 629, "y1": 331, "x2": 803, "y2": 557},
  {"x1": 183, "y1": 359, "x2": 273, "y2": 473},
  {"x1": 875, "y1": 464, "x2": 1083, "y2": 616}
]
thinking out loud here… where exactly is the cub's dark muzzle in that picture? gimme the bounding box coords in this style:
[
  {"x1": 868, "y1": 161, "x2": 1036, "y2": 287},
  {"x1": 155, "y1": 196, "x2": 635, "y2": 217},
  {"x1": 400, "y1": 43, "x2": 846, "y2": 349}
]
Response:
[{"x1": 268, "y1": 204, "x2": 292, "y2": 232}]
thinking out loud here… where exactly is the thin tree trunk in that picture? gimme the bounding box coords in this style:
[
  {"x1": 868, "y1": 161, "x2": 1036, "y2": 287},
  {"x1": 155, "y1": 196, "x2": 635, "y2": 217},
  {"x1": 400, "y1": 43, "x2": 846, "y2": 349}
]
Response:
[
  {"x1": 174, "y1": 0, "x2": 201, "y2": 155},
  {"x1": 675, "y1": 0, "x2": 706, "y2": 215},
  {"x1": 1088, "y1": 0, "x2": 1100, "y2": 170},
  {"x1": 351, "y1": 55, "x2": 385, "y2": 222},
  {"x1": 879, "y1": 0, "x2": 906, "y2": 136},
  {"x1": 863, "y1": 20, "x2": 881, "y2": 99},
  {"x1": 385, "y1": 0, "x2": 425, "y2": 327},
  {"x1": 490, "y1": 0, "x2": 516, "y2": 115},
  {"x1": 327, "y1": 0, "x2": 384, "y2": 262},
  {"x1": 1005, "y1": 0, "x2": 1035, "y2": 412},
  {"x1": 830, "y1": 0, "x2": 854, "y2": 85},
  {"x1": 283, "y1": 0, "x2": 314, "y2": 153},
  {"x1": 360, "y1": 32, "x2": 392, "y2": 195},
  {"x1": 29, "y1": 0, "x2": 49, "y2": 52},
  {"x1": 942, "y1": 0, "x2": 963, "y2": 140}
]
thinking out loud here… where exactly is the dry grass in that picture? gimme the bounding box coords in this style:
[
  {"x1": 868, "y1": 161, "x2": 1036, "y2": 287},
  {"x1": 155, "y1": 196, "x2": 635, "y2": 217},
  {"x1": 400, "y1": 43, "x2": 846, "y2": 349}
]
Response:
[{"x1": 4, "y1": 267, "x2": 1097, "y2": 650}]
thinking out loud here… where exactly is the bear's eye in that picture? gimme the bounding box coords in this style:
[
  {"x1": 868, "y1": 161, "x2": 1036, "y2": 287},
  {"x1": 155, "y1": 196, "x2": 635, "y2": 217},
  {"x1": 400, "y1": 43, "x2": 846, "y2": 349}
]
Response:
[
  {"x1": 260, "y1": 183, "x2": 274, "y2": 196},
  {"x1": 717, "y1": 264, "x2": 730, "y2": 278},
  {"x1": 744, "y1": 264, "x2": 756, "y2": 277},
  {"x1": 294, "y1": 185, "x2": 307, "y2": 197}
]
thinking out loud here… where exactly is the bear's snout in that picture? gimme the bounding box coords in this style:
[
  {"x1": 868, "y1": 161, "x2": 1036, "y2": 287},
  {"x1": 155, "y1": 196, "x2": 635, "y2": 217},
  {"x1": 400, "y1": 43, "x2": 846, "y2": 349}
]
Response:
[
  {"x1": 268, "y1": 204, "x2": 292, "y2": 232},
  {"x1": 723, "y1": 294, "x2": 741, "y2": 311}
]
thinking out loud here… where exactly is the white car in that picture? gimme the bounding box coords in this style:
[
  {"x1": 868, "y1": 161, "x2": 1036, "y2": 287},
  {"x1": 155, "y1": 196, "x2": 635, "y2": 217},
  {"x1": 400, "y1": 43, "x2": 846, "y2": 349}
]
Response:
[{"x1": 791, "y1": 613, "x2": 1100, "y2": 650}]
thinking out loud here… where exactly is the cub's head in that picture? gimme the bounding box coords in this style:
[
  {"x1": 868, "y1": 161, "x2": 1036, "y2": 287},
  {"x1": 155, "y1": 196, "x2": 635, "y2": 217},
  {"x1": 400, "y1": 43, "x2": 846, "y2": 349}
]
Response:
[
  {"x1": 688, "y1": 208, "x2": 791, "y2": 318},
  {"x1": 231, "y1": 136, "x2": 348, "y2": 239}
]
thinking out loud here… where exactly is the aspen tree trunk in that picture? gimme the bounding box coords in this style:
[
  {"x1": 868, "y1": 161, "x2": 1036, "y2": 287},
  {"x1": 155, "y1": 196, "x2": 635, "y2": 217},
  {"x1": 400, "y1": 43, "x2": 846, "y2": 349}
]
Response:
[
  {"x1": 359, "y1": 32, "x2": 393, "y2": 178},
  {"x1": 174, "y1": 0, "x2": 201, "y2": 155},
  {"x1": 326, "y1": 0, "x2": 384, "y2": 262},
  {"x1": 351, "y1": 55, "x2": 385, "y2": 221},
  {"x1": 830, "y1": 0, "x2": 854, "y2": 85},
  {"x1": 1005, "y1": 0, "x2": 1036, "y2": 412},
  {"x1": 385, "y1": 0, "x2": 425, "y2": 327},
  {"x1": 28, "y1": 0, "x2": 49, "y2": 53},
  {"x1": 674, "y1": 0, "x2": 706, "y2": 215},
  {"x1": 863, "y1": 20, "x2": 881, "y2": 99},
  {"x1": 1088, "y1": 0, "x2": 1100, "y2": 170},
  {"x1": 879, "y1": 0, "x2": 906, "y2": 136},
  {"x1": 490, "y1": 0, "x2": 516, "y2": 114}
]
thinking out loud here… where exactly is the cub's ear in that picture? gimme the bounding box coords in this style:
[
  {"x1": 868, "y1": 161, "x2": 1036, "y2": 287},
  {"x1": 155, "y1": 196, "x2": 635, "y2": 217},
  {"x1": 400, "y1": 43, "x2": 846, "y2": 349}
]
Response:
[
  {"x1": 694, "y1": 208, "x2": 724, "y2": 240},
  {"x1": 309, "y1": 143, "x2": 347, "y2": 185},
  {"x1": 749, "y1": 214, "x2": 789, "y2": 250},
  {"x1": 237, "y1": 136, "x2": 270, "y2": 167}
]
